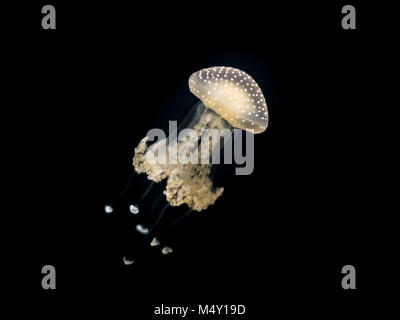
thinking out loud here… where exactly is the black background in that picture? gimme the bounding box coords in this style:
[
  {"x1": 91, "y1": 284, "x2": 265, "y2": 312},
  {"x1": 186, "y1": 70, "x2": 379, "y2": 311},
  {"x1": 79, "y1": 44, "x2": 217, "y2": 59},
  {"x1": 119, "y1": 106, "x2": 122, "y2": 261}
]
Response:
[{"x1": 4, "y1": 0, "x2": 396, "y2": 318}]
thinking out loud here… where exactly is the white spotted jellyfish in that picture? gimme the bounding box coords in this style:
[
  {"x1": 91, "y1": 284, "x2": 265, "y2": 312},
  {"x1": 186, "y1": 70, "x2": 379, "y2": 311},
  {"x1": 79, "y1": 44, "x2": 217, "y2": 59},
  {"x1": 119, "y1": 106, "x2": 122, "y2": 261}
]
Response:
[{"x1": 105, "y1": 66, "x2": 268, "y2": 264}]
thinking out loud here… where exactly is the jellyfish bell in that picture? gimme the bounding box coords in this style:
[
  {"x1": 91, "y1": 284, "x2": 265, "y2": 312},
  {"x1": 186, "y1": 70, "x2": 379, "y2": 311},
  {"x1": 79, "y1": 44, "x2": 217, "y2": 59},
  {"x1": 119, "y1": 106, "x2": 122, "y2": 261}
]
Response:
[{"x1": 189, "y1": 66, "x2": 268, "y2": 134}]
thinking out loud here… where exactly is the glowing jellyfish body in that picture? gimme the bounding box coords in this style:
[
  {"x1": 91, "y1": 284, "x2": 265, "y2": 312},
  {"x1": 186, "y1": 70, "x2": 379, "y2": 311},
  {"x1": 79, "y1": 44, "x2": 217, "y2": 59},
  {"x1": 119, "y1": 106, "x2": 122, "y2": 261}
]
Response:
[
  {"x1": 189, "y1": 66, "x2": 268, "y2": 133},
  {"x1": 134, "y1": 67, "x2": 268, "y2": 210},
  {"x1": 106, "y1": 66, "x2": 268, "y2": 261}
]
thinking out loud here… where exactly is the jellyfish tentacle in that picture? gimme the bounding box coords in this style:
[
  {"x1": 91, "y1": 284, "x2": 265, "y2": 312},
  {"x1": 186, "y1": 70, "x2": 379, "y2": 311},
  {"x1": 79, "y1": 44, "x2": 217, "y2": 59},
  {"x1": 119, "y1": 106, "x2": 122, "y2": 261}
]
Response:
[
  {"x1": 166, "y1": 209, "x2": 193, "y2": 229},
  {"x1": 129, "y1": 181, "x2": 155, "y2": 214},
  {"x1": 137, "y1": 181, "x2": 155, "y2": 203},
  {"x1": 146, "y1": 190, "x2": 167, "y2": 219},
  {"x1": 147, "y1": 203, "x2": 170, "y2": 236},
  {"x1": 134, "y1": 194, "x2": 168, "y2": 235},
  {"x1": 118, "y1": 170, "x2": 137, "y2": 198},
  {"x1": 105, "y1": 170, "x2": 137, "y2": 213}
]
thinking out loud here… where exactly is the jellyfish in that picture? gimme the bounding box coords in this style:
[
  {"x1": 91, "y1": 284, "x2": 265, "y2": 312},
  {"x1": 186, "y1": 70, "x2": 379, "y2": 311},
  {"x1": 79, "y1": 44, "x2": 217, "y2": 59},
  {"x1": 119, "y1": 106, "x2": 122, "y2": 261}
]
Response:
[{"x1": 106, "y1": 66, "x2": 268, "y2": 262}]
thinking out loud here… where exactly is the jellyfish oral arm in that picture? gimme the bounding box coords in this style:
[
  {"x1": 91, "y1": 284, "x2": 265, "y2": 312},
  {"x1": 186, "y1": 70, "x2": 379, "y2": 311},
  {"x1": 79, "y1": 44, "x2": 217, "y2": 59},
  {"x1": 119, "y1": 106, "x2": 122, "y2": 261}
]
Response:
[{"x1": 144, "y1": 119, "x2": 255, "y2": 174}]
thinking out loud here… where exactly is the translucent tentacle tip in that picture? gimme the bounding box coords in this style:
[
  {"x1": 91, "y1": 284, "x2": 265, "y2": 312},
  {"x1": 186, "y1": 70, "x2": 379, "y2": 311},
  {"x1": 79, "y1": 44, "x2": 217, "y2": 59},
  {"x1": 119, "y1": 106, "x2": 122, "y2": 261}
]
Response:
[
  {"x1": 104, "y1": 205, "x2": 113, "y2": 214},
  {"x1": 161, "y1": 246, "x2": 173, "y2": 255},
  {"x1": 123, "y1": 256, "x2": 135, "y2": 265},
  {"x1": 136, "y1": 224, "x2": 149, "y2": 235},
  {"x1": 130, "y1": 204, "x2": 139, "y2": 214},
  {"x1": 150, "y1": 237, "x2": 160, "y2": 247}
]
